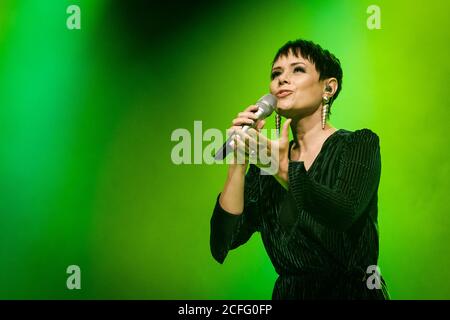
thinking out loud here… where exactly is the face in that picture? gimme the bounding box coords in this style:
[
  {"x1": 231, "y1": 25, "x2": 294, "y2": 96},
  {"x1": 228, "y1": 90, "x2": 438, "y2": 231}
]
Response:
[{"x1": 270, "y1": 51, "x2": 325, "y2": 119}]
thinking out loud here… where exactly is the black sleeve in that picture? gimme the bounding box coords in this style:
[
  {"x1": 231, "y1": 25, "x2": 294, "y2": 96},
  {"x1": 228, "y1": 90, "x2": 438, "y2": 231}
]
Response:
[
  {"x1": 288, "y1": 129, "x2": 381, "y2": 231},
  {"x1": 209, "y1": 164, "x2": 262, "y2": 264}
]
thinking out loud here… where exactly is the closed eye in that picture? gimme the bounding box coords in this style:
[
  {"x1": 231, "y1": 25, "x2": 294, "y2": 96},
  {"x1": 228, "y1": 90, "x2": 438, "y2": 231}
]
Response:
[
  {"x1": 270, "y1": 71, "x2": 281, "y2": 80},
  {"x1": 271, "y1": 66, "x2": 305, "y2": 80}
]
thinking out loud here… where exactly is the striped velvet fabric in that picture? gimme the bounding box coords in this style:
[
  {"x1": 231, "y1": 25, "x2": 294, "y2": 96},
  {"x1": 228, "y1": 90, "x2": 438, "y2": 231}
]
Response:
[{"x1": 210, "y1": 128, "x2": 390, "y2": 299}]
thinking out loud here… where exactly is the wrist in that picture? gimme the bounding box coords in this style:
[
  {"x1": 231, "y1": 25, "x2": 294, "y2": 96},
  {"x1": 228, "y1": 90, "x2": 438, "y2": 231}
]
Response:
[{"x1": 228, "y1": 163, "x2": 248, "y2": 177}]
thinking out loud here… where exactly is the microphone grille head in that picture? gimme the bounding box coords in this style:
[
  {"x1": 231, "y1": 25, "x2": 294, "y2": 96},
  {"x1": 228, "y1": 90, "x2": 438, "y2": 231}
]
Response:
[{"x1": 256, "y1": 94, "x2": 277, "y2": 117}]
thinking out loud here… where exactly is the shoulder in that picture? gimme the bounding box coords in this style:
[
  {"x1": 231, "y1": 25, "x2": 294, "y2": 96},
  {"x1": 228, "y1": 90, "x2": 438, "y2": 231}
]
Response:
[
  {"x1": 337, "y1": 129, "x2": 381, "y2": 162},
  {"x1": 339, "y1": 129, "x2": 381, "y2": 167},
  {"x1": 339, "y1": 128, "x2": 380, "y2": 147}
]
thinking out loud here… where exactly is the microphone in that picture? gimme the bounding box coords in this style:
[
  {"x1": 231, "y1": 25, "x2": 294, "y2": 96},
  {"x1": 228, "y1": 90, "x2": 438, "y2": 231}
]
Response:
[{"x1": 214, "y1": 94, "x2": 277, "y2": 160}]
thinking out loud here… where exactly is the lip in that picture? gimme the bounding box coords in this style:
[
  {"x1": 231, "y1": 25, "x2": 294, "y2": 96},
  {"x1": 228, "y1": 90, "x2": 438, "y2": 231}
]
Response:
[{"x1": 276, "y1": 90, "x2": 293, "y2": 98}]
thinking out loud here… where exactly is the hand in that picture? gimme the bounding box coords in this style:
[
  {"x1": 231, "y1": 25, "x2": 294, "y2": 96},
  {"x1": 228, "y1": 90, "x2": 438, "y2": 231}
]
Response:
[
  {"x1": 227, "y1": 105, "x2": 266, "y2": 168},
  {"x1": 232, "y1": 117, "x2": 292, "y2": 190}
]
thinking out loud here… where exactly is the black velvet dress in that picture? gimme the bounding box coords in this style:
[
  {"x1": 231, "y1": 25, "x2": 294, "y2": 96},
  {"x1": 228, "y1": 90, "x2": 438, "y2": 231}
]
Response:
[{"x1": 210, "y1": 128, "x2": 390, "y2": 299}]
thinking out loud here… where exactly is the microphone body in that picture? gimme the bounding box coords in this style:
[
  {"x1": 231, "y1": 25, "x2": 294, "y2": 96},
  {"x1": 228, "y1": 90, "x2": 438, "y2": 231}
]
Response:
[{"x1": 214, "y1": 94, "x2": 277, "y2": 161}]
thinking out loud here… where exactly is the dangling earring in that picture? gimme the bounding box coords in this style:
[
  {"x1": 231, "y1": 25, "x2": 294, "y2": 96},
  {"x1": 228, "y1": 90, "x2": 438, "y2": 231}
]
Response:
[
  {"x1": 275, "y1": 113, "x2": 281, "y2": 137},
  {"x1": 322, "y1": 96, "x2": 329, "y2": 130}
]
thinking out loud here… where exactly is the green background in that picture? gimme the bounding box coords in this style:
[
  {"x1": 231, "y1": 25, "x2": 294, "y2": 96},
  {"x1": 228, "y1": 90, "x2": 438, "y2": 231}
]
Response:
[{"x1": 0, "y1": 0, "x2": 449, "y2": 299}]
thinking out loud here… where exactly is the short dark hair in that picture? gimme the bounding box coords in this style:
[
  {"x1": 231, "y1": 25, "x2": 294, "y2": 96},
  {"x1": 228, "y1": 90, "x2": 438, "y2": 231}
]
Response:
[{"x1": 272, "y1": 39, "x2": 343, "y2": 115}]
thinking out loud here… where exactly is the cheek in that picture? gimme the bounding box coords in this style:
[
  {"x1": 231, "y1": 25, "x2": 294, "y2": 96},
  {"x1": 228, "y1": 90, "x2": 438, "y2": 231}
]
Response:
[
  {"x1": 295, "y1": 78, "x2": 320, "y2": 99},
  {"x1": 295, "y1": 76, "x2": 314, "y2": 90},
  {"x1": 269, "y1": 82, "x2": 276, "y2": 94}
]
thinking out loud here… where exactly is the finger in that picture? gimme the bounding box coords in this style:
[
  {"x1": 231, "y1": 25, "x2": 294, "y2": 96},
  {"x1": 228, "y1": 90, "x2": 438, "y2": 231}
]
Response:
[
  {"x1": 235, "y1": 129, "x2": 258, "y2": 151},
  {"x1": 246, "y1": 128, "x2": 261, "y2": 146},
  {"x1": 234, "y1": 135, "x2": 249, "y2": 164},
  {"x1": 244, "y1": 105, "x2": 259, "y2": 112},
  {"x1": 256, "y1": 119, "x2": 265, "y2": 131},
  {"x1": 235, "y1": 135, "x2": 247, "y2": 153},
  {"x1": 232, "y1": 117, "x2": 255, "y2": 126},
  {"x1": 227, "y1": 127, "x2": 239, "y2": 139},
  {"x1": 281, "y1": 118, "x2": 292, "y2": 141},
  {"x1": 237, "y1": 111, "x2": 258, "y2": 120},
  {"x1": 248, "y1": 127, "x2": 269, "y2": 146},
  {"x1": 229, "y1": 125, "x2": 245, "y2": 133},
  {"x1": 248, "y1": 128, "x2": 270, "y2": 156},
  {"x1": 227, "y1": 124, "x2": 255, "y2": 139},
  {"x1": 248, "y1": 127, "x2": 272, "y2": 158},
  {"x1": 230, "y1": 135, "x2": 243, "y2": 164},
  {"x1": 236, "y1": 136, "x2": 260, "y2": 164}
]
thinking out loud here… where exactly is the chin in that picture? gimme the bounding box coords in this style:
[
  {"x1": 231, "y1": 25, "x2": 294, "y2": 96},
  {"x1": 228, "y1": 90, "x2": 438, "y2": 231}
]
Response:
[
  {"x1": 275, "y1": 107, "x2": 295, "y2": 119},
  {"x1": 276, "y1": 99, "x2": 291, "y2": 110},
  {"x1": 276, "y1": 102, "x2": 309, "y2": 119},
  {"x1": 276, "y1": 99, "x2": 295, "y2": 114}
]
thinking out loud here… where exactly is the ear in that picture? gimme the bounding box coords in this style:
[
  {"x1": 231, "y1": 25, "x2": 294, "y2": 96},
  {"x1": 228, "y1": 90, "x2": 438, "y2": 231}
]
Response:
[{"x1": 323, "y1": 78, "x2": 338, "y2": 98}]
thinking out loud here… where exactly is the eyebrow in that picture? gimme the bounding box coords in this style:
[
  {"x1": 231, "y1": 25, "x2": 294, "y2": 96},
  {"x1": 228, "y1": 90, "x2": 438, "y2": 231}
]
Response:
[{"x1": 272, "y1": 62, "x2": 306, "y2": 71}]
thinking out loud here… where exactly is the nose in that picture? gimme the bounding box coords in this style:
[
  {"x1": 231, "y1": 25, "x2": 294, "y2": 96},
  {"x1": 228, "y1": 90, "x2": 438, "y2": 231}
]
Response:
[{"x1": 278, "y1": 72, "x2": 290, "y2": 85}]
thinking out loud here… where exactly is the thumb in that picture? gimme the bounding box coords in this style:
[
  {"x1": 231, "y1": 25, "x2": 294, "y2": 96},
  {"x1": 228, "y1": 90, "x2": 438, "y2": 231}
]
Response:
[
  {"x1": 256, "y1": 119, "x2": 265, "y2": 131},
  {"x1": 281, "y1": 118, "x2": 292, "y2": 141}
]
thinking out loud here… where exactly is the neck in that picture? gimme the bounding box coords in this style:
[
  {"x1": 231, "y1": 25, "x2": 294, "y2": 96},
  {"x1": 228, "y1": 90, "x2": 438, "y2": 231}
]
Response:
[{"x1": 290, "y1": 105, "x2": 335, "y2": 153}]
